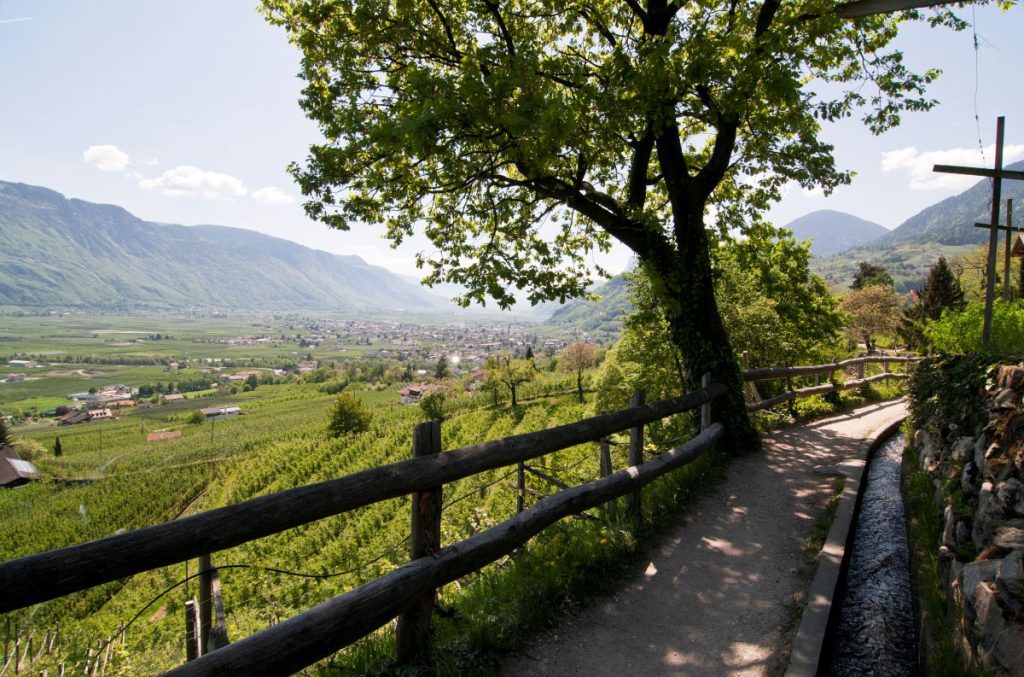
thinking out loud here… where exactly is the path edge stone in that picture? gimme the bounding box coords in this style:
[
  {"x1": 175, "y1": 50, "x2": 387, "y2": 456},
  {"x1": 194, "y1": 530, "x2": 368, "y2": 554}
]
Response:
[{"x1": 784, "y1": 403, "x2": 908, "y2": 677}]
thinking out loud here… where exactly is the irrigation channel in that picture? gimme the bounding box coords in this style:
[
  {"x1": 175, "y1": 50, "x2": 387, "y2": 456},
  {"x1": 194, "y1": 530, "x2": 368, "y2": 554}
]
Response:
[{"x1": 827, "y1": 434, "x2": 917, "y2": 675}]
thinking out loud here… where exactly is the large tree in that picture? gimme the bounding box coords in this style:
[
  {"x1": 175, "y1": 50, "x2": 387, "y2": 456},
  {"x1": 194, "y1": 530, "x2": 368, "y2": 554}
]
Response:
[{"x1": 263, "y1": 0, "x2": 965, "y2": 451}]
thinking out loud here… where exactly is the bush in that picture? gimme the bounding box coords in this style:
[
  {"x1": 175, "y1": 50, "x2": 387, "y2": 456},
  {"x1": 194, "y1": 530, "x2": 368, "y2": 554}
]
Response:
[
  {"x1": 908, "y1": 355, "x2": 993, "y2": 433},
  {"x1": 328, "y1": 393, "x2": 372, "y2": 437},
  {"x1": 924, "y1": 300, "x2": 1024, "y2": 355},
  {"x1": 319, "y1": 379, "x2": 349, "y2": 395},
  {"x1": 419, "y1": 391, "x2": 446, "y2": 420},
  {"x1": 186, "y1": 410, "x2": 206, "y2": 425}
]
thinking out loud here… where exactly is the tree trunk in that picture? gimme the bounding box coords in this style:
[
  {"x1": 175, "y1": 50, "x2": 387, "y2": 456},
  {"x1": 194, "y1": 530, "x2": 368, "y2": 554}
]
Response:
[
  {"x1": 576, "y1": 372, "x2": 584, "y2": 402},
  {"x1": 510, "y1": 385, "x2": 517, "y2": 407},
  {"x1": 650, "y1": 212, "x2": 759, "y2": 455}
]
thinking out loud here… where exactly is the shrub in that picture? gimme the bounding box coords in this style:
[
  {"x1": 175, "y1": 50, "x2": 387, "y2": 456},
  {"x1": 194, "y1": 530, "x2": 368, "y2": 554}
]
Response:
[
  {"x1": 328, "y1": 393, "x2": 372, "y2": 437},
  {"x1": 924, "y1": 300, "x2": 1024, "y2": 355},
  {"x1": 186, "y1": 410, "x2": 206, "y2": 425},
  {"x1": 419, "y1": 391, "x2": 446, "y2": 420}
]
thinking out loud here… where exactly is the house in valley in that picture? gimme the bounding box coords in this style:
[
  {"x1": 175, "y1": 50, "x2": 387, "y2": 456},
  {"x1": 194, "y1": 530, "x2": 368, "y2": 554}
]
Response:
[
  {"x1": 398, "y1": 383, "x2": 441, "y2": 404},
  {"x1": 0, "y1": 445, "x2": 39, "y2": 487}
]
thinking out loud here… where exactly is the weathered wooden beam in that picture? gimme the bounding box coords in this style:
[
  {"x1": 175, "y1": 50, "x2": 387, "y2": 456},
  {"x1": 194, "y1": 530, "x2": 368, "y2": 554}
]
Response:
[
  {"x1": 158, "y1": 424, "x2": 723, "y2": 677},
  {"x1": 743, "y1": 355, "x2": 918, "y2": 382},
  {"x1": 932, "y1": 164, "x2": 1024, "y2": 181},
  {"x1": 0, "y1": 383, "x2": 726, "y2": 612},
  {"x1": 835, "y1": 0, "x2": 963, "y2": 19}
]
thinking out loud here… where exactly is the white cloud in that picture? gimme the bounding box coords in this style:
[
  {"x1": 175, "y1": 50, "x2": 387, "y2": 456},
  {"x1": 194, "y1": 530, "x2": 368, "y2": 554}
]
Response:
[
  {"x1": 882, "y1": 144, "x2": 1024, "y2": 191},
  {"x1": 139, "y1": 158, "x2": 160, "y2": 166},
  {"x1": 251, "y1": 186, "x2": 295, "y2": 205},
  {"x1": 137, "y1": 165, "x2": 247, "y2": 199},
  {"x1": 82, "y1": 144, "x2": 130, "y2": 172}
]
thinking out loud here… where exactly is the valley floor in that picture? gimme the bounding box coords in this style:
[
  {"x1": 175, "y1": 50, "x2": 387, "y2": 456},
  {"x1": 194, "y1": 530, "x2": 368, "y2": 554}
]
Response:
[{"x1": 498, "y1": 399, "x2": 907, "y2": 676}]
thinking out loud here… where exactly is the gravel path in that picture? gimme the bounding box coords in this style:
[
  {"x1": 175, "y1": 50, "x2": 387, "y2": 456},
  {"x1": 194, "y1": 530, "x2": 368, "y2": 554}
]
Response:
[{"x1": 499, "y1": 399, "x2": 908, "y2": 677}]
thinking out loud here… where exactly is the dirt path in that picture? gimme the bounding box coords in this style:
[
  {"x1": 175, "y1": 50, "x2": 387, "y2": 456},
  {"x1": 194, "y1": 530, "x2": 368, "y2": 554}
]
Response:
[{"x1": 499, "y1": 399, "x2": 908, "y2": 677}]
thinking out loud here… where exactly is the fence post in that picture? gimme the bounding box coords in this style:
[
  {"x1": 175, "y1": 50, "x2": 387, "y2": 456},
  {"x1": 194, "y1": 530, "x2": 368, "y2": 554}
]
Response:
[
  {"x1": 184, "y1": 599, "x2": 201, "y2": 662},
  {"x1": 198, "y1": 554, "x2": 212, "y2": 655},
  {"x1": 209, "y1": 568, "x2": 230, "y2": 651},
  {"x1": 701, "y1": 372, "x2": 712, "y2": 431},
  {"x1": 516, "y1": 461, "x2": 525, "y2": 514},
  {"x1": 396, "y1": 419, "x2": 442, "y2": 665},
  {"x1": 628, "y1": 389, "x2": 645, "y2": 529},
  {"x1": 599, "y1": 437, "x2": 612, "y2": 478}
]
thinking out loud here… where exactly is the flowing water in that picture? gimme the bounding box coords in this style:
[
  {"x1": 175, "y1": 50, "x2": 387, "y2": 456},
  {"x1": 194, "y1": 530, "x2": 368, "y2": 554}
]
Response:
[{"x1": 829, "y1": 434, "x2": 917, "y2": 676}]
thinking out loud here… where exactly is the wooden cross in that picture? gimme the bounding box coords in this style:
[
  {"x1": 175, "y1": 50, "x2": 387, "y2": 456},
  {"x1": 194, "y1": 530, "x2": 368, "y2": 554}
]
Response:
[
  {"x1": 933, "y1": 117, "x2": 1024, "y2": 344},
  {"x1": 973, "y1": 199, "x2": 1020, "y2": 300}
]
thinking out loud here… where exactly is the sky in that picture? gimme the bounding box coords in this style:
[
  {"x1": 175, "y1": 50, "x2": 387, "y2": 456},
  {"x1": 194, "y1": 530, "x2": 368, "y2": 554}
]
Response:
[{"x1": 1, "y1": 0, "x2": 1022, "y2": 280}]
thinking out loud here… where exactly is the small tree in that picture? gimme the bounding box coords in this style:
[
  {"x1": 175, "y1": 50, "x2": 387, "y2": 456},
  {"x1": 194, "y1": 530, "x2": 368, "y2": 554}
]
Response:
[
  {"x1": 491, "y1": 354, "x2": 535, "y2": 407},
  {"x1": 850, "y1": 262, "x2": 894, "y2": 290},
  {"x1": 918, "y1": 257, "x2": 966, "y2": 320},
  {"x1": 186, "y1": 410, "x2": 206, "y2": 425},
  {"x1": 435, "y1": 355, "x2": 450, "y2": 379},
  {"x1": 559, "y1": 342, "x2": 597, "y2": 402},
  {"x1": 419, "y1": 391, "x2": 446, "y2": 421},
  {"x1": 245, "y1": 374, "x2": 259, "y2": 391},
  {"x1": 842, "y1": 285, "x2": 902, "y2": 352},
  {"x1": 0, "y1": 415, "x2": 10, "y2": 447},
  {"x1": 524, "y1": 345, "x2": 534, "y2": 360},
  {"x1": 328, "y1": 393, "x2": 372, "y2": 437},
  {"x1": 53, "y1": 436, "x2": 63, "y2": 457}
]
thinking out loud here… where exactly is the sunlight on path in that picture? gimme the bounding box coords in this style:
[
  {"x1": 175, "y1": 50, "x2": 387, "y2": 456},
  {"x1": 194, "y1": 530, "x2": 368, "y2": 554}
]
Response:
[{"x1": 499, "y1": 399, "x2": 907, "y2": 677}]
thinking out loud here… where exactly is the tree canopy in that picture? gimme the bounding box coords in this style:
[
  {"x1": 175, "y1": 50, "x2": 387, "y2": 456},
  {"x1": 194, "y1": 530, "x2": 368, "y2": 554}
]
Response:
[
  {"x1": 263, "y1": 0, "x2": 968, "y2": 450},
  {"x1": 850, "y1": 261, "x2": 894, "y2": 290}
]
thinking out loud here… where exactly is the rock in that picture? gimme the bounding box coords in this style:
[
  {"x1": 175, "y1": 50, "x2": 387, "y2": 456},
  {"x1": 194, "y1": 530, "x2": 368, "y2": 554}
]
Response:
[
  {"x1": 943, "y1": 505, "x2": 956, "y2": 548},
  {"x1": 994, "y1": 526, "x2": 1024, "y2": 550},
  {"x1": 939, "y1": 545, "x2": 955, "y2": 560},
  {"x1": 972, "y1": 582, "x2": 1024, "y2": 674},
  {"x1": 986, "y1": 443, "x2": 1006, "y2": 462},
  {"x1": 997, "y1": 479, "x2": 1024, "y2": 512},
  {"x1": 976, "y1": 435, "x2": 989, "y2": 470},
  {"x1": 962, "y1": 461, "x2": 979, "y2": 496},
  {"x1": 962, "y1": 559, "x2": 1001, "y2": 599},
  {"x1": 914, "y1": 428, "x2": 931, "y2": 453},
  {"x1": 976, "y1": 482, "x2": 998, "y2": 548},
  {"x1": 1016, "y1": 489, "x2": 1024, "y2": 518},
  {"x1": 953, "y1": 436, "x2": 975, "y2": 461},
  {"x1": 997, "y1": 550, "x2": 1024, "y2": 602},
  {"x1": 957, "y1": 520, "x2": 972, "y2": 545},
  {"x1": 950, "y1": 559, "x2": 965, "y2": 597},
  {"x1": 993, "y1": 387, "x2": 1020, "y2": 410},
  {"x1": 997, "y1": 364, "x2": 1024, "y2": 390}
]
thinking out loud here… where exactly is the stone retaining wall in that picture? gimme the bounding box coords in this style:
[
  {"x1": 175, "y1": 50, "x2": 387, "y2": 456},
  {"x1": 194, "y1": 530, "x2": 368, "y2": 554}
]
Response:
[{"x1": 913, "y1": 363, "x2": 1024, "y2": 674}]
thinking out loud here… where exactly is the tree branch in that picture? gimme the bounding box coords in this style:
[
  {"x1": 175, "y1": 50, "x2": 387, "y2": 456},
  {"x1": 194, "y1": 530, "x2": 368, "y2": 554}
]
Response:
[
  {"x1": 627, "y1": 124, "x2": 655, "y2": 210},
  {"x1": 483, "y1": 0, "x2": 516, "y2": 58},
  {"x1": 425, "y1": 0, "x2": 462, "y2": 58}
]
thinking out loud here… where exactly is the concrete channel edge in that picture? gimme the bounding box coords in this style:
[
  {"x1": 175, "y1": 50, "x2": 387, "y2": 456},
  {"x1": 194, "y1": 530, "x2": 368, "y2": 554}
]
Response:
[{"x1": 783, "y1": 405, "x2": 908, "y2": 677}]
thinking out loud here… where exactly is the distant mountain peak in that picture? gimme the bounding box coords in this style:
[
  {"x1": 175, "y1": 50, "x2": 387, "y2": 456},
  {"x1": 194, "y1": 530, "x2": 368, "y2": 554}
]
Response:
[{"x1": 782, "y1": 210, "x2": 888, "y2": 258}]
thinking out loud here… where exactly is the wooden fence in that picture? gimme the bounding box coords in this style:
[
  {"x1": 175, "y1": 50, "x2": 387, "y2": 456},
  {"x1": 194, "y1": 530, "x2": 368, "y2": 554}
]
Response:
[
  {"x1": 0, "y1": 381, "x2": 727, "y2": 676},
  {"x1": 741, "y1": 353, "x2": 919, "y2": 412}
]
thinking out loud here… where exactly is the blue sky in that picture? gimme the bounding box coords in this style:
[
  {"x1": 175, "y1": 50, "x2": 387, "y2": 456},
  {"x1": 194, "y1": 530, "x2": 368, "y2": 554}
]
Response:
[{"x1": 1, "y1": 0, "x2": 1021, "y2": 278}]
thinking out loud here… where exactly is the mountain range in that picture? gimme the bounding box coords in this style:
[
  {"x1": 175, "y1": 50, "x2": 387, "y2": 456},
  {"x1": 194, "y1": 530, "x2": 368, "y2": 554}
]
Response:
[
  {"x1": 809, "y1": 159, "x2": 1024, "y2": 291},
  {"x1": 0, "y1": 181, "x2": 454, "y2": 313}
]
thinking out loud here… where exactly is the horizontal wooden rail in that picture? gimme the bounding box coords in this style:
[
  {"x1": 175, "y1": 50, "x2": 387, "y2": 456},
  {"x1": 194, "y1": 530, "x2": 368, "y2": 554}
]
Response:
[
  {"x1": 0, "y1": 383, "x2": 727, "y2": 612},
  {"x1": 746, "y1": 372, "x2": 909, "y2": 412},
  {"x1": 160, "y1": 423, "x2": 724, "y2": 677},
  {"x1": 742, "y1": 355, "x2": 918, "y2": 382}
]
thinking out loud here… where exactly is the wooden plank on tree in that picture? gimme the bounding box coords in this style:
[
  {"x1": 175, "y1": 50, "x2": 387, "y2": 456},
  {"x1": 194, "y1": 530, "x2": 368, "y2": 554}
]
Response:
[
  {"x1": 932, "y1": 164, "x2": 1024, "y2": 181},
  {"x1": 158, "y1": 424, "x2": 723, "y2": 677},
  {"x1": 0, "y1": 383, "x2": 727, "y2": 612},
  {"x1": 834, "y1": 0, "x2": 963, "y2": 19}
]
